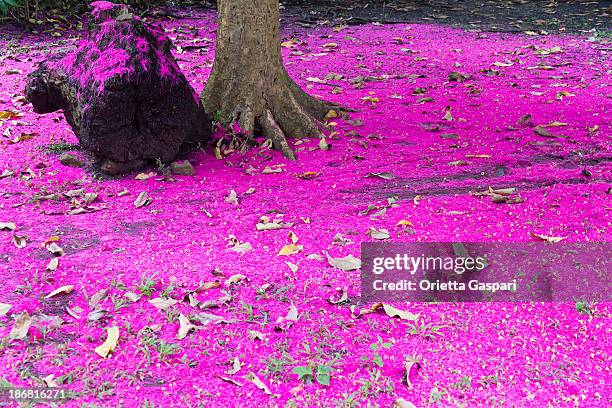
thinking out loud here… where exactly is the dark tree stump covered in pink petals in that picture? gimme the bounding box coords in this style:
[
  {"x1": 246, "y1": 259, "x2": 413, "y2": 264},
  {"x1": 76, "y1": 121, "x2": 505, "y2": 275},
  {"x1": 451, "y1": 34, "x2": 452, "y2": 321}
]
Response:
[{"x1": 25, "y1": 1, "x2": 210, "y2": 171}]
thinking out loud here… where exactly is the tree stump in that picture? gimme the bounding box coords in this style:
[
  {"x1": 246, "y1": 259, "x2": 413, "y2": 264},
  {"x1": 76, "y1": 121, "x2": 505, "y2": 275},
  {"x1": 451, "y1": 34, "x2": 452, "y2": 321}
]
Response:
[{"x1": 25, "y1": 1, "x2": 210, "y2": 172}]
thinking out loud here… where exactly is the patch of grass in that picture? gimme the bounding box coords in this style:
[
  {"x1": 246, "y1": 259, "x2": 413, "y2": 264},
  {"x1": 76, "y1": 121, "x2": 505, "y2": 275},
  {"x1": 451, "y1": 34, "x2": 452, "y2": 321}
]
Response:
[
  {"x1": 136, "y1": 272, "x2": 158, "y2": 297},
  {"x1": 43, "y1": 142, "x2": 80, "y2": 154},
  {"x1": 428, "y1": 386, "x2": 448, "y2": 404}
]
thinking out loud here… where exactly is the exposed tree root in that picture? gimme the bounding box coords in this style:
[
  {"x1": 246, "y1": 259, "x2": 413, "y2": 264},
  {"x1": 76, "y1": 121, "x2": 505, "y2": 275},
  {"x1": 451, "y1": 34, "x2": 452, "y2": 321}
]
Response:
[{"x1": 203, "y1": 74, "x2": 341, "y2": 160}]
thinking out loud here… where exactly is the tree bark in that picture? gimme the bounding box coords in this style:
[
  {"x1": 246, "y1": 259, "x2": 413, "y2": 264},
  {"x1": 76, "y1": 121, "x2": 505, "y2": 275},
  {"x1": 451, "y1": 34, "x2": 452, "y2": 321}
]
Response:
[{"x1": 201, "y1": 0, "x2": 334, "y2": 160}]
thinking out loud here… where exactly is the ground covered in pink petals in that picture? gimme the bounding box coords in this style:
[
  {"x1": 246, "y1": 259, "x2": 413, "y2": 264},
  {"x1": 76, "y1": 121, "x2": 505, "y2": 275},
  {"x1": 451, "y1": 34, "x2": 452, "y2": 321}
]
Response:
[{"x1": 0, "y1": 9, "x2": 610, "y2": 407}]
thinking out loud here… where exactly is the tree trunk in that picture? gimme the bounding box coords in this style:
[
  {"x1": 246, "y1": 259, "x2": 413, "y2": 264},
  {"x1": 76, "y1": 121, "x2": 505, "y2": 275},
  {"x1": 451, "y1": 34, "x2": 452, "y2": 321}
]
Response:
[{"x1": 201, "y1": 0, "x2": 333, "y2": 160}]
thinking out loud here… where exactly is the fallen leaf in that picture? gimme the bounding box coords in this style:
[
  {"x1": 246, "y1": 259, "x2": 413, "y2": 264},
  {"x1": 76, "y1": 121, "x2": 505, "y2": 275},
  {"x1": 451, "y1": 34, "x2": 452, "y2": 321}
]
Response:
[
  {"x1": 367, "y1": 227, "x2": 390, "y2": 240},
  {"x1": 0, "y1": 222, "x2": 16, "y2": 231},
  {"x1": 135, "y1": 172, "x2": 157, "y2": 180},
  {"x1": 326, "y1": 252, "x2": 361, "y2": 271},
  {"x1": 516, "y1": 114, "x2": 532, "y2": 126},
  {"x1": 245, "y1": 372, "x2": 279, "y2": 397},
  {"x1": 382, "y1": 304, "x2": 420, "y2": 321},
  {"x1": 319, "y1": 138, "x2": 330, "y2": 151},
  {"x1": 0, "y1": 303, "x2": 12, "y2": 316},
  {"x1": 177, "y1": 314, "x2": 196, "y2": 340},
  {"x1": 89, "y1": 289, "x2": 108, "y2": 309},
  {"x1": 94, "y1": 326, "x2": 119, "y2": 358},
  {"x1": 248, "y1": 330, "x2": 265, "y2": 341},
  {"x1": 366, "y1": 172, "x2": 396, "y2": 180},
  {"x1": 44, "y1": 285, "x2": 74, "y2": 299},
  {"x1": 87, "y1": 309, "x2": 108, "y2": 322},
  {"x1": 46, "y1": 258, "x2": 59, "y2": 271},
  {"x1": 12, "y1": 235, "x2": 27, "y2": 248},
  {"x1": 192, "y1": 312, "x2": 230, "y2": 325},
  {"x1": 327, "y1": 287, "x2": 348, "y2": 305},
  {"x1": 396, "y1": 220, "x2": 414, "y2": 227},
  {"x1": 225, "y1": 190, "x2": 239, "y2": 205},
  {"x1": 46, "y1": 242, "x2": 64, "y2": 256},
  {"x1": 404, "y1": 359, "x2": 421, "y2": 389},
  {"x1": 225, "y1": 274, "x2": 246, "y2": 286},
  {"x1": 42, "y1": 374, "x2": 58, "y2": 388},
  {"x1": 394, "y1": 398, "x2": 417, "y2": 408},
  {"x1": 219, "y1": 375, "x2": 244, "y2": 386},
  {"x1": 530, "y1": 233, "x2": 566, "y2": 243},
  {"x1": 230, "y1": 242, "x2": 253, "y2": 253},
  {"x1": 543, "y1": 121, "x2": 568, "y2": 127},
  {"x1": 134, "y1": 191, "x2": 152, "y2": 208},
  {"x1": 226, "y1": 357, "x2": 243, "y2": 375},
  {"x1": 66, "y1": 307, "x2": 81, "y2": 319},
  {"x1": 9, "y1": 312, "x2": 31, "y2": 339},
  {"x1": 124, "y1": 292, "x2": 141, "y2": 302},
  {"x1": 149, "y1": 298, "x2": 178, "y2": 309},
  {"x1": 278, "y1": 244, "x2": 303, "y2": 256}
]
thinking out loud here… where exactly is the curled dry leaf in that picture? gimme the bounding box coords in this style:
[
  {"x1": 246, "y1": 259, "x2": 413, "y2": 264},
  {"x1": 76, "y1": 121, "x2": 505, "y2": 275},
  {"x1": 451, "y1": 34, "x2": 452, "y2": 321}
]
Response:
[
  {"x1": 226, "y1": 357, "x2": 243, "y2": 375},
  {"x1": 225, "y1": 190, "x2": 239, "y2": 205},
  {"x1": 229, "y1": 242, "x2": 253, "y2": 254},
  {"x1": 177, "y1": 314, "x2": 196, "y2": 340},
  {"x1": 278, "y1": 244, "x2": 303, "y2": 256},
  {"x1": 192, "y1": 312, "x2": 230, "y2": 325},
  {"x1": 319, "y1": 137, "x2": 330, "y2": 151},
  {"x1": 248, "y1": 330, "x2": 265, "y2": 341},
  {"x1": 66, "y1": 307, "x2": 81, "y2": 320},
  {"x1": 404, "y1": 359, "x2": 421, "y2": 389},
  {"x1": 95, "y1": 326, "x2": 120, "y2": 358},
  {"x1": 225, "y1": 274, "x2": 246, "y2": 286},
  {"x1": 245, "y1": 372, "x2": 279, "y2": 397},
  {"x1": 353, "y1": 303, "x2": 419, "y2": 321},
  {"x1": 124, "y1": 292, "x2": 141, "y2": 302},
  {"x1": 325, "y1": 251, "x2": 361, "y2": 271},
  {"x1": 275, "y1": 303, "x2": 299, "y2": 331},
  {"x1": 530, "y1": 233, "x2": 566, "y2": 243},
  {"x1": 89, "y1": 289, "x2": 108, "y2": 309},
  {"x1": 219, "y1": 375, "x2": 243, "y2": 387},
  {"x1": 328, "y1": 287, "x2": 349, "y2": 305},
  {"x1": 135, "y1": 172, "x2": 156, "y2": 180},
  {"x1": 367, "y1": 227, "x2": 390, "y2": 240},
  {"x1": 394, "y1": 398, "x2": 417, "y2": 408},
  {"x1": 10, "y1": 312, "x2": 31, "y2": 340},
  {"x1": 0, "y1": 302, "x2": 12, "y2": 316},
  {"x1": 12, "y1": 235, "x2": 27, "y2": 248},
  {"x1": 366, "y1": 172, "x2": 396, "y2": 180},
  {"x1": 0, "y1": 222, "x2": 16, "y2": 231},
  {"x1": 46, "y1": 258, "x2": 59, "y2": 271},
  {"x1": 149, "y1": 298, "x2": 178, "y2": 310},
  {"x1": 382, "y1": 303, "x2": 419, "y2": 321},
  {"x1": 42, "y1": 374, "x2": 58, "y2": 388},
  {"x1": 46, "y1": 242, "x2": 64, "y2": 256},
  {"x1": 45, "y1": 285, "x2": 74, "y2": 299},
  {"x1": 134, "y1": 191, "x2": 152, "y2": 208},
  {"x1": 87, "y1": 309, "x2": 108, "y2": 322}
]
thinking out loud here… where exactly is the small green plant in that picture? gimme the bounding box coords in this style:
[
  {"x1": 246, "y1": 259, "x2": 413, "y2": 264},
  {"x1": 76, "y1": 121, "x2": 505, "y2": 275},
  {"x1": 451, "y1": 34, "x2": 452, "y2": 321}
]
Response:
[
  {"x1": 158, "y1": 341, "x2": 181, "y2": 360},
  {"x1": 369, "y1": 336, "x2": 392, "y2": 368},
  {"x1": 136, "y1": 272, "x2": 158, "y2": 296},
  {"x1": 429, "y1": 386, "x2": 448, "y2": 404},
  {"x1": 451, "y1": 375, "x2": 472, "y2": 391},
  {"x1": 575, "y1": 300, "x2": 594, "y2": 315},
  {"x1": 155, "y1": 158, "x2": 170, "y2": 175},
  {"x1": 406, "y1": 321, "x2": 445, "y2": 340},
  {"x1": 292, "y1": 362, "x2": 334, "y2": 386}
]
